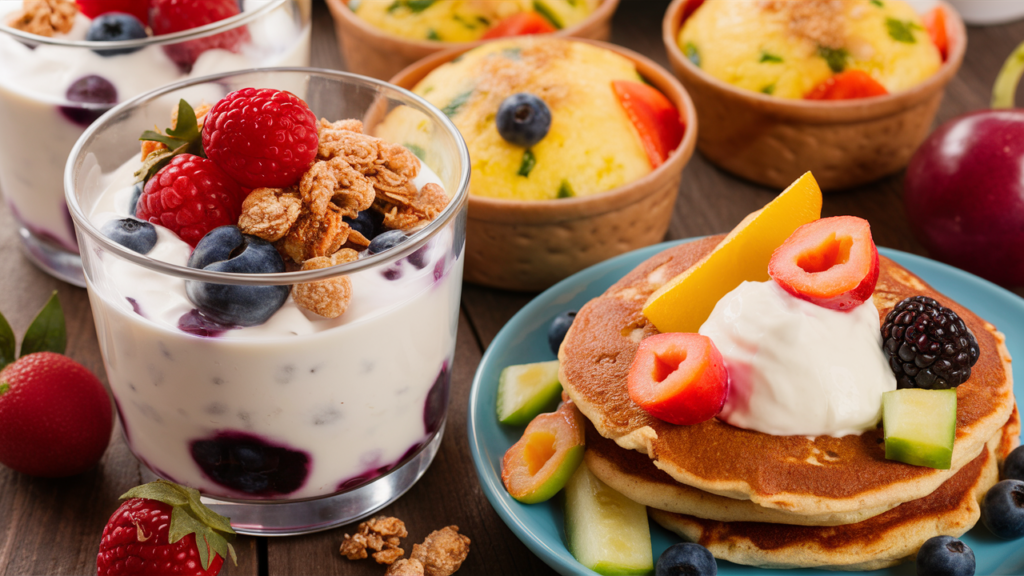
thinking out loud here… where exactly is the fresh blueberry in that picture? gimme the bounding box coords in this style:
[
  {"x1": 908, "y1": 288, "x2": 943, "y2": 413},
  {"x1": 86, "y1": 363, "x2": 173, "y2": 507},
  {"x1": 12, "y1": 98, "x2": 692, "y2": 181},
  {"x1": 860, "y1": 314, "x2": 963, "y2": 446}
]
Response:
[
  {"x1": 61, "y1": 75, "x2": 117, "y2": 127},
  {"x1": 100, "y1": 218, "x2": 157, "y2": 254},
  {"x1": 177, "y1": 309, "x2": 230, "y2": 338},
  {"x1": 128, "y1": 182, "x2": 144, "y2": 216},
  {"x1": 423, "y1": 362, "x2": 451, "y2": 436},
  {"x1": 86, "y1": 12, "x2": 147, "y2": 56},
  {"x1": 981, "y1": 479, "x2": 1024, "y2": 540},
  {"x1": 1005, "y1": 445, "x2": 1024, "y2": 481},
  {"x1": 496, "y1": 93, "x2": 552, "y2": 148},
  {"x1": 656, "y1": 543, "x2": 717, "y2": 576},
  {"x1": 916, "y1": 536, "x2": 975, "y2": 576},
  {"x1": 548, "y1": 310, "x2": 578, "y2": 356},
  {"x1": 344, "y1": 210, "x2": 384, "y2": 241},
  {"x1": 368, "y1": 229, "x2": 408, "y2": 255},
  {"x1": 407, "y1": 245, "x2": 430, "y2": 269},
  {"x1": 185, "y1": 226, "x2": 290, "y2": 327},
  {"x1": 190, "y1": 431, "x2": 310, "y2": 496}
]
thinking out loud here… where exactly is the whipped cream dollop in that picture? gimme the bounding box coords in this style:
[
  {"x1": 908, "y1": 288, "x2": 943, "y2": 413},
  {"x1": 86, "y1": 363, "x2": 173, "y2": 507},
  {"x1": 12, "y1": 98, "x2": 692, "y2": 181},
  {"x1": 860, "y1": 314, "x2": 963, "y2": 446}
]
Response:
[{"x1": 699, "y1": 281, "x2": 896, "y2": 437}]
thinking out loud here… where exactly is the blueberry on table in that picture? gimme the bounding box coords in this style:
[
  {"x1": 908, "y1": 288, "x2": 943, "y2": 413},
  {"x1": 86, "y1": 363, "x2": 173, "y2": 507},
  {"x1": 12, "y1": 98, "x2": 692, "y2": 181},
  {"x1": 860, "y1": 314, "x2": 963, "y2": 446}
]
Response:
[
  {"x1": 1004, "y1": 445, "x2": 1024, "y2": 481},
  {"x1": 185, "y1": 226, "x2": 290, "y2": 328},
  {"x1": 368, "y1": 229, "x2": 408, "y2": 255},
  {"x1": 497, "y1": 93, "x2": 552, "y2": 148},
  {"x1": 86, "y1": 13, "x2": 147, "y2": 56},
  {"x1": 548, "y1": 310, "x2": 577, "y2": 355},
  {"x1": 101, "y1": 218, "x2": 157, "y2": 254},
  {"x1": 655, "y1": 542, "x2": 717, "y2": 576},
  {"x1": 981, "y1": 479, "x2": 1024, "y2": 540},
  {"x1": 916, "y1": 536, "x2": 975, "y2": 576}
]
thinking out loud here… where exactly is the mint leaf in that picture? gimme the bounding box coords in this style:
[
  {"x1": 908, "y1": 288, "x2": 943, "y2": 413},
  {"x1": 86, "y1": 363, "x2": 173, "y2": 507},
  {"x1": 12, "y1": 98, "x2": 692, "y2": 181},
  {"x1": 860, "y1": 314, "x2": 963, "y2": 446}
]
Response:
[
  {"x1": 818, "y1": 46, "x2": 849, "y2": 73},
  {"x1": 426, "y1": 28, "x2": 441, "y2": 41},
  {"x1": 139, "y1": 130, "x2": 185, "y2": 150},
  {"x1": 20, "y1": 292, "x2": 65, "y2": 357},
  {"x1": 0, "y1": 309, "x2": 15, "y2": 370},
  {"x1": 557, "y1": 180, "x2": 574, "y2": 199},
  {"x1": 441, "y1": 90, "x2": 473, "y2": 118},
  {"x1": 532, "y1": 0, "x2": 563, "y2": 29},
  {"x1": 886, "y1": 18, "x2": 919, "y2": 44},
  {"x1": 870, "y1": 0, "x2": 884, "y2": 7},
  {"x1": 684, "y1": 42, "x2": 701, "y2": 68},
  {"x1": 518, "y1": 150, "x2": 536, "y2": 177},
  {"x1": 406, "y1": 0, "x2": 436, "y2": 13},
  {"x1": 760, "y1": 51, "x2": 783, "y2": 64},
  {"x1": 761, "y1": 83, "x2": 776, "y2": 95}
]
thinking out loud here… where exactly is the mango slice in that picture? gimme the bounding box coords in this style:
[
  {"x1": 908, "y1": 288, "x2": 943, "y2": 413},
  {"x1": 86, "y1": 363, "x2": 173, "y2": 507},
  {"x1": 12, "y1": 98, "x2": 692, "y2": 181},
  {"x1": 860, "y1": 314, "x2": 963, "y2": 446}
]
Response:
[{"x1": 643, "y1": 172, "x2": 823, "y2": 334}]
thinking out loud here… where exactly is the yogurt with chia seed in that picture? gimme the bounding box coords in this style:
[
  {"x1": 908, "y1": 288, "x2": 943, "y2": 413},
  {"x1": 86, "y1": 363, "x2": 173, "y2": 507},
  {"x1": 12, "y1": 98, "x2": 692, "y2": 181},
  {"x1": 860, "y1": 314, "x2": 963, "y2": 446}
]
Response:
[
  {"x1": 84, "y1": 152, "x2": 463, "y2": 500},
  {"x1": 0, "y1": 0, "x2": 311, "y2": 283}
]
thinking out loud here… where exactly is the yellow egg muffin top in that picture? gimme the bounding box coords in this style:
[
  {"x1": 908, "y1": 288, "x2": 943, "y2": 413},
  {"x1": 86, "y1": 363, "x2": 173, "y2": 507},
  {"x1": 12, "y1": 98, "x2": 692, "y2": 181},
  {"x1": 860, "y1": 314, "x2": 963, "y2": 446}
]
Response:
[
  {"x1": 350, "y1": 0, "x2": 597, "y2": 43},
  {"x1": 377, "y1": 38, "x2": 654, "y2": 201},
  {"x1": 679, "y1": 0, "x2": 942, "y2": 99}
]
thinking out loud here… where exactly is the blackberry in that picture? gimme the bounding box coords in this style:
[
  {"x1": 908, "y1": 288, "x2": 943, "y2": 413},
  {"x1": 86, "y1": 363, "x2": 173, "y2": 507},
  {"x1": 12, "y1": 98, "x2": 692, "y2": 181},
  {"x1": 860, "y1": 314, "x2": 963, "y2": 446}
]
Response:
[{"x1": 881, "y1": 296, "x2": 980, "y2": 390}]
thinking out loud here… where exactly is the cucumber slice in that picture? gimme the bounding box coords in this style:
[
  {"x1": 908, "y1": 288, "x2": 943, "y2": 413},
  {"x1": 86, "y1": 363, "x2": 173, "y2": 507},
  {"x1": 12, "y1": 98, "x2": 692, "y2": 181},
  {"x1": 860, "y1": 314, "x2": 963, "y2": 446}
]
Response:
[
  {"x1": 565, "y1": 462, "x2": 653, "y2": 576},
  {"x1": 497, "y1": 360, "x2": 562, "y2": 426},
  {"x1": 883, "y1": 388, "x2": 957, "y2": 470}
]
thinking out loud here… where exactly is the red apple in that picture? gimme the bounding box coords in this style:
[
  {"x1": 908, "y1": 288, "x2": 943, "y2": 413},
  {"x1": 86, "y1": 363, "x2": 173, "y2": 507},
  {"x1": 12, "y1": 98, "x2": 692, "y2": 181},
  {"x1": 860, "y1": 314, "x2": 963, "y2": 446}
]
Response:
[
  {"x1": 904, "y1": 40, "x2": 1024, "y2": 288},
  {"x1": 627, "y1": 333, "x2": 728, "y2": 426}
]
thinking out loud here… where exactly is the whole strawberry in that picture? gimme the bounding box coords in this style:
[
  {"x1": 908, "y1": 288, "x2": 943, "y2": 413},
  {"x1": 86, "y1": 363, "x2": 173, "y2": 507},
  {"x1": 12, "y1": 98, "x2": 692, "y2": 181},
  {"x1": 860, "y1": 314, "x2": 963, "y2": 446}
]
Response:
[
  {"x1": 203, "y1": 88, "x2": 319, "y2": 189},
  {"x1": 135, "y1": 153, "x2": 245, "y2": 248},
  {"x1": 0, "y1": 293, "x2": 113, "y2": 477},
  {"x1": 150, "y1": 0, "x2": 249, "y2": 70},
  {"x1": 77, "y1": 0, "x2": 150, "y2": 24},
  {"x1": 97, "y1": 480, "x2": 237, "y2": 576}
]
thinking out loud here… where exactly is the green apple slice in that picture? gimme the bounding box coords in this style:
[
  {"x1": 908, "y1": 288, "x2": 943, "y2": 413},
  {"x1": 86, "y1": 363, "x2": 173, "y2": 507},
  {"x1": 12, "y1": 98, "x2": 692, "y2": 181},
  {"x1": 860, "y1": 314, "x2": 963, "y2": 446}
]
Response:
[
  {"x1": 883, "y1": 388, "x2": 957, "y2": 469},
  {"x1": 565, "y1": 461, "x2": 653, "y2": 576},
  {"x1": 497, "y1": 360, "x2": 563, "y2": 426}
]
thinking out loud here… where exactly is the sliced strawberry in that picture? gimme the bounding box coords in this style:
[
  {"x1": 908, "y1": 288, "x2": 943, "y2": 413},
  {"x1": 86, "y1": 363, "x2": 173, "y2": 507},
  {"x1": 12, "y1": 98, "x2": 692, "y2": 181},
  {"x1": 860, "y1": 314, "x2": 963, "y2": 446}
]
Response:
[
  {"x1": 612, "y1": 80, "x2": 685, "y2": 169},
  {"x1": 768, "y1": 216, "x2": 880, "y2": 311},
  {"x1": 923, "y1": 6, "x2": 949, "y2": 61},
  {"x1": 627, "y1": 333, "x2": 728, "y2": 426},
  {"x1": 805, "y1": 70, "x2": 889, "y2": 100},
  {"x1": 481, "y1": 12, "x2": 556, "y2": 40}
]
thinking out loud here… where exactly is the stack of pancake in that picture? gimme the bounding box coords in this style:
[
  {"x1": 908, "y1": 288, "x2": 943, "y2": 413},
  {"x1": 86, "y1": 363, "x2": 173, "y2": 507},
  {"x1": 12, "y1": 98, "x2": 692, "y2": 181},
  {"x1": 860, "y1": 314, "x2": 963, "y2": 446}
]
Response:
[{"x1": 559, "y1": 236, "x2": 1019, "y2": 570}]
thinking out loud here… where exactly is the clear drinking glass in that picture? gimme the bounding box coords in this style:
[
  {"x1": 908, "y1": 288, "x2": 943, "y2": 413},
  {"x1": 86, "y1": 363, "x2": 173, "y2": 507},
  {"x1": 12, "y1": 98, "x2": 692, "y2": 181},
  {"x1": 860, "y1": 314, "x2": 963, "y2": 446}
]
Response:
[
  {"x1": 65, "y1": 68, "x2": 470, "y2": 535},
  {"x1": 0, "y1": 0, "x2": 311, "y2": 286}
]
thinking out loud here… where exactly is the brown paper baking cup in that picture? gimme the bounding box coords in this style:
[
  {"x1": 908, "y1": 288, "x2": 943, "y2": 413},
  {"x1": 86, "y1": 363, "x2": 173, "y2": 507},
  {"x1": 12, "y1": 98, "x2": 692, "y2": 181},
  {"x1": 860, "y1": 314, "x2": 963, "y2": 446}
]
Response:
[
  {"x1": 662, "y1": 0, "x2": 966, "y2": 191},
  {"x1": 326, "y1": 0, "x2": 620, "y2": 81},
  {"x1": 389, "y1": 38, "x2": 698, "y2": 292}
]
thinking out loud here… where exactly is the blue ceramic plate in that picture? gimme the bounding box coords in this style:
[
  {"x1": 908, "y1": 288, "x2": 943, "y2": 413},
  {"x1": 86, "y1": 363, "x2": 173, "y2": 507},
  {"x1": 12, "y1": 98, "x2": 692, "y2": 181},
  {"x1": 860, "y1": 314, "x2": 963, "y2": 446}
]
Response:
[{"x1": 468, "y1": 239, "x2": 1024, "y2": 576}]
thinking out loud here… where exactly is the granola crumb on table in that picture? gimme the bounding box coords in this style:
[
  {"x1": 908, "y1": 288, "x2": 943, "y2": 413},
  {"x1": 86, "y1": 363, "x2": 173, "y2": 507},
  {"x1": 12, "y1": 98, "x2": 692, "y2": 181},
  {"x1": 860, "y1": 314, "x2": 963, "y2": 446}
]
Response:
[
  {"x1": 339, "y1": 516, "x2": 409, "y2": 564},
  {"x1": 410, "y1": 526, "x2": 471, "y2": 576},
  {"x1": 386, "y1": 558, "x2": 426, "y2": 576}
]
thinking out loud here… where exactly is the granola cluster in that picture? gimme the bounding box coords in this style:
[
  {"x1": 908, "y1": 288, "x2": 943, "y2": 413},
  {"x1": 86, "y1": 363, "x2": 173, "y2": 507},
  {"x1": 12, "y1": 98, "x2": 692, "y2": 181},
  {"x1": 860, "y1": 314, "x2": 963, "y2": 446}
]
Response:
[
  {"x1": 7, "y1": 0, "x2": 77, "y2": 37},
  {"x1": 236, "y1": 118, "x2": 449, "y2": 318},
  {"x1": 341, "y1": 517, "x2": 471, "y2": 576}
]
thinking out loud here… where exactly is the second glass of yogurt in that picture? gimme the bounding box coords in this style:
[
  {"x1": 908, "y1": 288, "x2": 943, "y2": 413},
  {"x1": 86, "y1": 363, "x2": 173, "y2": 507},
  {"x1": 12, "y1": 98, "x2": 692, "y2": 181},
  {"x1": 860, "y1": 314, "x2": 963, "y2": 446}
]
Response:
[
  {"x1": 0, "y1": 0, "x2": 311, "y2": 286},
  {"x1": 65, "y1": 68, "x2": 470, "y2": 535}
]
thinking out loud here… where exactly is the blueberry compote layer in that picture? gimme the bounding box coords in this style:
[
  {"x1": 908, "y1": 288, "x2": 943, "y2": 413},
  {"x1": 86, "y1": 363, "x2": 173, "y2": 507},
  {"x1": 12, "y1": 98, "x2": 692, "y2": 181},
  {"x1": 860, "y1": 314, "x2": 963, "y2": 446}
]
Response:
[{"x1": 87, "y1": 158, "x2": 463, "y2": 500}]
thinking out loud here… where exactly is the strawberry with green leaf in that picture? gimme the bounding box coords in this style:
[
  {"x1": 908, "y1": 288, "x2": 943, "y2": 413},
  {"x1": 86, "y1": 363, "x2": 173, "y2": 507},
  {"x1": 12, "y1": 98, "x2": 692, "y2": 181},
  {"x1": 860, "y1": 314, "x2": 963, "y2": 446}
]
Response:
[
  {"x1": 0, "y1": 292, "x2": 113, "y2": 477},
  {"x1": 135, "y1": 99, "x2": 207, "y2": 185},
  {"x1": 97, "y1": 480, "x2": 238, "y2": 576}
]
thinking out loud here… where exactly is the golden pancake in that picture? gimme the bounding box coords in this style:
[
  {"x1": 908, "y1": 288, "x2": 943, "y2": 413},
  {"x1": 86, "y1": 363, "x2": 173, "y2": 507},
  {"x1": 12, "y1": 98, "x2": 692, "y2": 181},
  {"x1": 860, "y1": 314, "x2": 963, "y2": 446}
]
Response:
[
  {"x1": 586, "y1": 406, "x2": 1019, "y2": 527},
  {"x1": 647, "y1": 417, "x2": 1019, "y2": 571},
  {"x1": 559, "y1": 236, "x2": 1017, "y2": 517}
]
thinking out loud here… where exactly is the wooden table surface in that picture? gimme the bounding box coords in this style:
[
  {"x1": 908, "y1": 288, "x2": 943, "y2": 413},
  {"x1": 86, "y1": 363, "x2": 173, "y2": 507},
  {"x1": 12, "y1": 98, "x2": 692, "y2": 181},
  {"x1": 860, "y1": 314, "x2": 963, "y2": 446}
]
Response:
[{"x1": 1, "y1": 2, "x2": 1023, "y2": 575}]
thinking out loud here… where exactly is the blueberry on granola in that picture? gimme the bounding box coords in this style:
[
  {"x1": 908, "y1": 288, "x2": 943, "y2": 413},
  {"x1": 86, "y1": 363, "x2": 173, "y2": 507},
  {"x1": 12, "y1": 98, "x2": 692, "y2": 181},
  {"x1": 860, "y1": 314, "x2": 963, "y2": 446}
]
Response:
[
  {"x1": 185, "y1": 226, "x2": 290, "y2": 327},
  {"x1": 369, "y1": 230, "x2": 408, "y2": 255}
]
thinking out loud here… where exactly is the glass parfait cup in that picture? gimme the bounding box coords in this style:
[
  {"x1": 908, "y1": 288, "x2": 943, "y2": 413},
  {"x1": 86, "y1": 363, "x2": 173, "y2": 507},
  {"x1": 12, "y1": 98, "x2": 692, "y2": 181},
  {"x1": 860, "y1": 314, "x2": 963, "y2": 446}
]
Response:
[
  {"x1": 65, "y1": 68, "x2": 470, "y2": 535},
  {"x1": 0, "y1": 0, "x2": 311, "y2": 286}
]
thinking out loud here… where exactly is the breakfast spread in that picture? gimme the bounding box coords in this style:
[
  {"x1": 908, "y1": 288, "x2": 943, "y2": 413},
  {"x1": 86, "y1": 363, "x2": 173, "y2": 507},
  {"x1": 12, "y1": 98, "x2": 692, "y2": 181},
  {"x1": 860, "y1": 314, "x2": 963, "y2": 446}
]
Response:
[
  {"x1": 377, "y1": 37, "x2": 684, "y2": 201},
  {"x1": 0, "y1": 0, "x2": 309, "y2": 277},
  {"x1": 348, "y1": 0, "x2": 597, "y2": 42},
  {"x1": 678, "y1": 0, "x2": 946, "y2": 100},
  {"x1": 82, "y1": 86, "x2": 461, "y2": 501},
  {"x1": 496, "y1": 172, "x2": 1020, "y2": 571}
]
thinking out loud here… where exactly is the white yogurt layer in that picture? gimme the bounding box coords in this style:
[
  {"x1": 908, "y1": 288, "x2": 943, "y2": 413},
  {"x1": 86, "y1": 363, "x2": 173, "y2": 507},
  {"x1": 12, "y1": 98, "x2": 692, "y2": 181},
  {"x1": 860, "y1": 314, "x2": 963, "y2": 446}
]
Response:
[
  {"x1": 86, "y1": 155, "x2": 462, "y2": 500},
  {"x1": 0, "y1": 0, "x2": 310, "y2": 251},
  {"x1": 700, "y1": 281, "x2": 897, "y2": 437}
]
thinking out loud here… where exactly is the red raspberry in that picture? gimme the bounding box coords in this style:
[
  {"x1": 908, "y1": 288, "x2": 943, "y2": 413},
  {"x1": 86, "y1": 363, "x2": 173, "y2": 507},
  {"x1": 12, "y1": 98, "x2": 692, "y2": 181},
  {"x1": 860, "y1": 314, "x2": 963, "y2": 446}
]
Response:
[
  {"x1": 136, "y1": 154, "x2": 245, "y2": 248},
  {"x1": 97, "y1": 498, "x2": 224, "y2": 576},
  {"x1": 77, "y1": 0, "x2": 150, "y2": 24},
  {"x1": 203, "y1": 88, "x2": 319, "y2": 189},
  {"x1": 150, "y1": 0, "x2": 249, "y2": 70},
  {"x1": 0, "y1": 352, "x2": 113, "y2": 477}
]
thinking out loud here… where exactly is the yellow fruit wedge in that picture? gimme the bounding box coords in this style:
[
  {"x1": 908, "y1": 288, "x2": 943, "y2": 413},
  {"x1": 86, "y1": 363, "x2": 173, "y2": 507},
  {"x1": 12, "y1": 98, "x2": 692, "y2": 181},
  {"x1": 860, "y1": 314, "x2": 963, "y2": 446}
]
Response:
[{"x1": 643, "y1": 172, "x2": 823, "y2": 334}]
